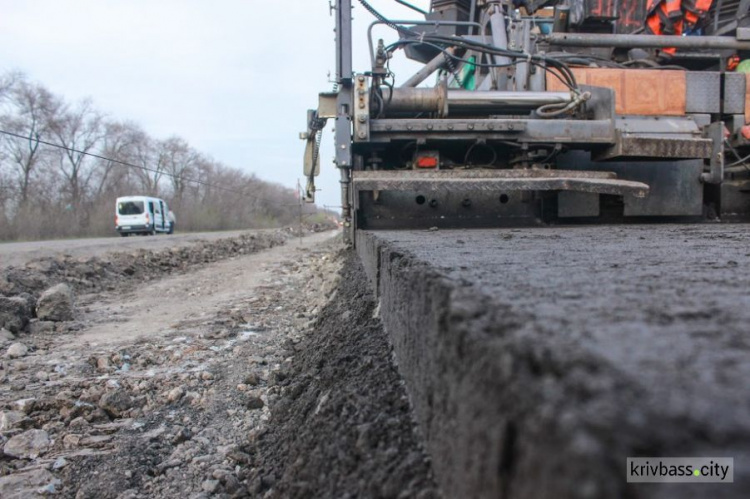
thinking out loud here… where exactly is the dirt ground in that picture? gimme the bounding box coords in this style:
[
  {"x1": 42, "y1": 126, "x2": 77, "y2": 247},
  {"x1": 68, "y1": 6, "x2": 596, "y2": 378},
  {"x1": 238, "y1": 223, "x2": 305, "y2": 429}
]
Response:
[
  {"x1": 0, "y1": 227, "x2": 437, "y2": 498},
  {"x1": 75, "y1": 232, "x2": 333, "y2": 346},
  {"x1": 252, "y1": 253, "x2": 439, "y2": 499}
]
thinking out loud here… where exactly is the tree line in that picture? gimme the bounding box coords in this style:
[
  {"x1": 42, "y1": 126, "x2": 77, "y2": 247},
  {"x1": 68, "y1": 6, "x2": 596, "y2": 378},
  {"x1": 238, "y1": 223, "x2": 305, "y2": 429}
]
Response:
[{"x1": 0, "y1": 71, "x2": 310, "y2": 241}]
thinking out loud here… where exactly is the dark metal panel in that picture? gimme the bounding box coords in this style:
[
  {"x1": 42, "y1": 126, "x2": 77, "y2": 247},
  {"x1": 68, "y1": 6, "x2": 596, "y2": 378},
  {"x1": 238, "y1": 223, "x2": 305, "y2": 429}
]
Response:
[
  {"x1": 334, "y1": 0, "x2": 353, "y2": 169},
  {"x1": 615, "y1": 116, "x2": 702, "y2": 134},
  {"x1": 720, "y1": 179, "x2": 750, "y2": 217},
  {"x1": 595, "y1": 133, "x2": 713, "y2": 160},
  {"x1": 353, "y1": 76, "x2": 370, "y2": 142},
  {"x1": 559, "y1": 151, "x2": 704, "y2": 216},
  {"x1": 335, "y1": 98, "x2": 353, "y2": 167},
  {"x1": 558, "y1": 191, "x2": 600, "y2": 218},
  {"x1": 724, "y1": 73, "x2": 747, "y2": 115},
  {"x1": 619, "y1": 161, "x2": 704, "y2": 216},
  {"x1": 700, "y1": 121, "x2": 725, "y2": 185},
  {"x1": 357, "y1": 190, "x2": 540, "y2": 230},
  {"x1": 336, "y1": 0, "x2": 352, "y2": 84},
  {"x1": 686, "y1": 72, "x2": 721, "y2": 114},
  {"x1": 371, "y1": 118, "x2": 525, "y2": 135}
]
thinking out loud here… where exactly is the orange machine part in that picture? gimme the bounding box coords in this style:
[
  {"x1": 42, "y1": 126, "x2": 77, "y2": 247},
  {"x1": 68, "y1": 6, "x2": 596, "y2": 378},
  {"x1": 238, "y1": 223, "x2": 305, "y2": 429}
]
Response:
[
  {"x1": 546, "y1": 68, "x2": 687, "y2": 116},
  {"x1": 416, "y1": 156, "x2": 438, "y2": 168}
]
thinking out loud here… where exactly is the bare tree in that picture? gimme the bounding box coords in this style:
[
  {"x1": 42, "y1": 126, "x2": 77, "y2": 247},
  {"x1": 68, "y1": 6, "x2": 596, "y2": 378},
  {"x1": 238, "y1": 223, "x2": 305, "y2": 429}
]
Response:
[
  {"x1": 130, "y1": 129, "x2": 163, "y2": 195},
  {"x1": 0, "y1": 81, "x2": 61, "y2": 206},
  {"x1": 93, "y1": 121, "x2": 141, "y2": 199},
  {"x1": 160, "y1": 137, "x2": 199, "y2": 210},
  {"x1": 0, "y1": 71, "x2": 23, "y2": 106},
  {"x1": 49, "y1": 99, "x2": 104, "y2": 219}
]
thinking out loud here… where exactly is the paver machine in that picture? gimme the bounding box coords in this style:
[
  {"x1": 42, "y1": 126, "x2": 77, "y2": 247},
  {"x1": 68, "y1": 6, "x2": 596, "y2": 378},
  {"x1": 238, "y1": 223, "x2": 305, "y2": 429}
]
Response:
[{"x1": 302, "y1": 0, "x2": 750, "y2": 243}]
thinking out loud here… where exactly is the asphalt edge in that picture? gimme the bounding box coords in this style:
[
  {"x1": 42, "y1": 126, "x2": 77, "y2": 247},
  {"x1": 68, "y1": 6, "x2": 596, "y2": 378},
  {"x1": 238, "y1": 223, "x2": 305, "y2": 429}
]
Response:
[{"x1": 357, "y1": 230, "x2": 640, "y2": 499}]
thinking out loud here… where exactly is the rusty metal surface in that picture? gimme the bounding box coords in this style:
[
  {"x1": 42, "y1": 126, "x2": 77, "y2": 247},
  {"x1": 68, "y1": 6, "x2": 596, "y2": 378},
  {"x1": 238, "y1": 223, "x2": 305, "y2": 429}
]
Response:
[
  {"x1": 546, "y1": 68, "x2": 688, "y2": 116},
  {"x1": 595, "y1": 134, "x2": 714, "y2": 160},
  {"x1": 353, "y1": 169, "x2": 617, "y2": 179},
  {"x1": 352, "y1": 175, "x2": 649, "y2": 198},
  {"x1": 368, "y1": 118, "x2": 616, "y2": 143}
]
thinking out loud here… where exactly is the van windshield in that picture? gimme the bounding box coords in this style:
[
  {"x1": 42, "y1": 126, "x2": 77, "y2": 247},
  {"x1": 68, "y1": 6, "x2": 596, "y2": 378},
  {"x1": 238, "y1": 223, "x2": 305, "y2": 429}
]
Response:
[{"x1": 118, "y1": 201, "x2": 144, "y2": 215}]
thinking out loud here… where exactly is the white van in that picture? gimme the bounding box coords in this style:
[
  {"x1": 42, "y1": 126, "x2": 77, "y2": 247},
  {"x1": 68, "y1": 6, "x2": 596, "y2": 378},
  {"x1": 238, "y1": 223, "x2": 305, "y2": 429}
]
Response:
[{"x1": 115, "y1": 196, "x2": 174, "y2": 236}]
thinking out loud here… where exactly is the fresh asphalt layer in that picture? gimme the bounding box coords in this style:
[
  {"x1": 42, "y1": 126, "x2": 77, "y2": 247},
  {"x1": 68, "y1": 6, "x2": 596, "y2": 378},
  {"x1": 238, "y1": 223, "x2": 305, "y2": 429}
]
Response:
[{"x1": 358, "y1": 224, "x2": 749, "y2": 499}]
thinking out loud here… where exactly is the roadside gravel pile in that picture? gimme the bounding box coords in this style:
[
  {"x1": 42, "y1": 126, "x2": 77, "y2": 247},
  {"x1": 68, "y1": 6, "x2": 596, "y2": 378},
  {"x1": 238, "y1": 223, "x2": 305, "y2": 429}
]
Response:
[{"x1": 0, "y1": 238, "x2": 341, "y2": 498}]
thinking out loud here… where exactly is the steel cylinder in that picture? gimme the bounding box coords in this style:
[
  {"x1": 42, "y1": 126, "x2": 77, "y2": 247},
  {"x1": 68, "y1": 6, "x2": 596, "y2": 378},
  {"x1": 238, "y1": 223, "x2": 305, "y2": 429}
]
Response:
[
  {"x1": 384, "y1": 88, "x2": 573, "y2": 116},
  {"x1": 543, "y1": 33, "x2": 750, "y2": 50}
]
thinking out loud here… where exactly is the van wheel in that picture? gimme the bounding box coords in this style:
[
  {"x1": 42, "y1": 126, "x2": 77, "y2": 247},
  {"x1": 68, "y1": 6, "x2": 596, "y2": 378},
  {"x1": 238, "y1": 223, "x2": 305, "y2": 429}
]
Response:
[
  {"x1": 119, "y1": 233, "x2": 129, "y2": 237},
  {"x1": 149, "y1": 225, "x2": 156, "y2": 236},
  {"x1": 168, "y1": 222, "x2": 174, "y2": 235}
]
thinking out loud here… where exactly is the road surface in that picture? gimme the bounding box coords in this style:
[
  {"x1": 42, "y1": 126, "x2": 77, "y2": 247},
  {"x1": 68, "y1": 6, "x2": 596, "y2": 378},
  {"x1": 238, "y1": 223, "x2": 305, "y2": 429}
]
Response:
[{"x1": 0, "y1": 230, "x2": 279, "y2": 269}]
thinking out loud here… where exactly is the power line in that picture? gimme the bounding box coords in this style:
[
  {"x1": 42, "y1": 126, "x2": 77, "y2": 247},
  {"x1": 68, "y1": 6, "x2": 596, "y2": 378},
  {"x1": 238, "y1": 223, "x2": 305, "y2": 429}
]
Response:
[{"x1": 0, "y1": 128, "x2": 296, "y2": 207}]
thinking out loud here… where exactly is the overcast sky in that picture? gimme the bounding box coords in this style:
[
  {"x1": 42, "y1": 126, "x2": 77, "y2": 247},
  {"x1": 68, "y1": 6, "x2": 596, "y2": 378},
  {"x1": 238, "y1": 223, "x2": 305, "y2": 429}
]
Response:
[{"x1": 0, "y1": 0, "x2": 430, "y2": 210}]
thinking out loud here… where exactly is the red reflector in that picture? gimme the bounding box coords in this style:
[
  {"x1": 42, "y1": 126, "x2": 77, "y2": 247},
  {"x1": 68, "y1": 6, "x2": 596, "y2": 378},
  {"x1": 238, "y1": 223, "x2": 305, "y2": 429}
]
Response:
[{"x1": 416, "y1": 157, "x2": 438, "y2": 168}]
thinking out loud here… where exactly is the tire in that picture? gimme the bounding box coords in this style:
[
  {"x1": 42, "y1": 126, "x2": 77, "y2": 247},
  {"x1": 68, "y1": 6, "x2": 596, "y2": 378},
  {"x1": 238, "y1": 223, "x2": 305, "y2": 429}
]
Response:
[
  {"x1": 119, "y1": 232, "x2": 129, "y2": 237},
  {"x1": 168, "y1": 222, "x2": 174, "y2": 235},
  {"x1": 149, "y1": 225, "x2": 156, "y2": 236}
]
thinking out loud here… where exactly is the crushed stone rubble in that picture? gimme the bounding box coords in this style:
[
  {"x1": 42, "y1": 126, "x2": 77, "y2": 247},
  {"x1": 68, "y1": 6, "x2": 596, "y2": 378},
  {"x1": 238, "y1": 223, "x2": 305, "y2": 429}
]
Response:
[{"x1": 0, "y1": 228, "x2": 343, "y2": 498}]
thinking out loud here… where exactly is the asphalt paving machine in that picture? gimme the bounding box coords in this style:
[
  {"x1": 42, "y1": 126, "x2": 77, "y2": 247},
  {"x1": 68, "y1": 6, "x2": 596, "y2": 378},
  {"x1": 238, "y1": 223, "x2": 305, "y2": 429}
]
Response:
[{"x1": 302, "y1": 0, "x2": 750, "y2": 243}]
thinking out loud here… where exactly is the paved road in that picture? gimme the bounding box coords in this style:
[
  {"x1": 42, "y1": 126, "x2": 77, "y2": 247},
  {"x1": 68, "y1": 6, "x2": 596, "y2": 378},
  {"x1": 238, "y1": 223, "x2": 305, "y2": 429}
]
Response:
[
  {"x1": 0, "y1": 230, "x2": 277, "y2": 269},
  {"x1": 359, "y1": 224, "x2": 750, "y2": 499}
]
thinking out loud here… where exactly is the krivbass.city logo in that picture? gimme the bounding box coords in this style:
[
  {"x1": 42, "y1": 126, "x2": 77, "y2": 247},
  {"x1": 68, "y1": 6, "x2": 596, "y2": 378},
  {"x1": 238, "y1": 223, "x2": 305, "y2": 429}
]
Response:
[{"x1": 627, "y1": 458, "x2": 734, "y2": 483}]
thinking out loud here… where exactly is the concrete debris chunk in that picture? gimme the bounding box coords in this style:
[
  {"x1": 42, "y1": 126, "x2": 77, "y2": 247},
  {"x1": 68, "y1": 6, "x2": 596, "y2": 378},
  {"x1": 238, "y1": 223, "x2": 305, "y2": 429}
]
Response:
[
  {"x1": 12, "y1": 398, "x2": 36, "y2": 414},
  {"x1": 36, "y1": 283, "x2": 75, "y2": 322},
  {"x1": 3, "y1": 429, "x2": 51, "y2": 459},
  {"x1": 0, "y1": 410, "x2": 30, "y2": 431},
  {"x1": 167, "y1": 386, "x2": 185, "y2": 403},
  {"x1": 0, "y1": 327, "x2": 16, "y2": 342},
  {"x1": 6, "y1": 342, "x2": 28, "y2": 358},
  {"x1": 28, "y1": 320, "x2": 55, "y2": 335},
  {"x1": 0, "y1": 296, "x2": 34, "y2": 333},
  {"x1": 0, "y1": 469, "x2": 60, "y2": 499},
  {"x1": 98, "y1": 389, "x2": 133, "y2": 418}
]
